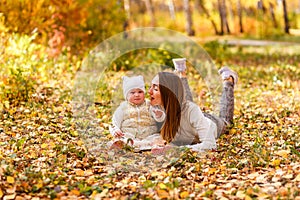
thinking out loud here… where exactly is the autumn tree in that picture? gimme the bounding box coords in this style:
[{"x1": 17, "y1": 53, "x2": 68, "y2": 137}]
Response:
[
  {"x1": 237, "y1": 0, "x2": 244, "y2": 33},
  {"x1": 218, "y1": 0, "x2": 230, "y2": 35},
  {"x1": 195, "y1": 0, "x2": 219, "y2": 34},
  {"x1": 144, "y1": 0, "x2": 156, "y2": 27},
  {"x1": 183, "y1": 0, "x2": 195, "y2": 36},
  {"x1": 168, "y1": 0, "x2": 176, "y2": 20},
  {"x1": 282, "y1": 0, "x2": 290, "y2": 33},
  {"x1": 269, "y1": 2, "x2": 278, "y2": 28}
]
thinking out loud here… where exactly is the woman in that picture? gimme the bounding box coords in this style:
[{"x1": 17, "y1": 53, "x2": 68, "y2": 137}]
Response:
[{"x1": 148, "y1": 62, "x2": 237, "y2": 152}]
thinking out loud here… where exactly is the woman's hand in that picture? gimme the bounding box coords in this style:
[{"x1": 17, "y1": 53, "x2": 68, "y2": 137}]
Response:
[
  {"x1": 113, "y1": 130, "x2": 124, "y2": 138},
  {"x1": 151, "y1": 144, "x2": 171, "y2": 155}
]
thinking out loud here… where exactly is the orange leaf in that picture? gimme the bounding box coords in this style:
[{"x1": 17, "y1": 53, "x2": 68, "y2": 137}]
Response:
[
  {"x1": 157, "y1": 189, "x2": 169, "y2": 199},
  {"x1": 71, "y1": 189, "x2": 80, "y2": 196},
  {"x1": 75, "y1": 169, "x2": 84, "y2": 176}
]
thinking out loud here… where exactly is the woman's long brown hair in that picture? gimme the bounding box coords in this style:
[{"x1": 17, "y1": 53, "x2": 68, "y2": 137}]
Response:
[{"x1": 158, "y1": 72, "x2": 185, "y2": 143}]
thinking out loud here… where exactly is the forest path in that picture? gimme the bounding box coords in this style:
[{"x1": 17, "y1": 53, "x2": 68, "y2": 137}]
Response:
[{"x1": 192, "y1": 34, "x2": 300, "y2": 47}]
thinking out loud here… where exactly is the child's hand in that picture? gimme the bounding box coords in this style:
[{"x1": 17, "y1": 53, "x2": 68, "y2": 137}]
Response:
[
  {"x1": 151, "y1": 105, "x2": 165, "y2": 118},
  {"x1": 153, "y1": 109, "x2": 163, "y2": 118},
  {"x1": 114, "y1": 130, "x2": 124, "y2": 138}
]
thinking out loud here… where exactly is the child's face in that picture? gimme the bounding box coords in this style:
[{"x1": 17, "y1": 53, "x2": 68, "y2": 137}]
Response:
[{"x1": 127, "y1": 88, "x2": 145, "y2": 105}]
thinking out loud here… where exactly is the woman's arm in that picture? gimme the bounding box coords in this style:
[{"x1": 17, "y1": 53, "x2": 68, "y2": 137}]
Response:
[{"x1": 186, "y1": 103, "x2": 217, "y2": 151}]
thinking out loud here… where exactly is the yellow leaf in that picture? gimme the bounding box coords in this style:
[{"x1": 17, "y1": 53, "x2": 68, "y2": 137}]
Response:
[
  {"x1": 103, "y1": 183, "x2": 113, "y2": 188},
  {"x1": 157, "y1": 189, "x2": 169, "y2": 199},
  {"x1": 77, "y1": 140, "x2": 83, "y2": 146},
  {"x1": 158, "y1": 183, "x2": 167, "y2": 190},
  {"x1": 180, "y1": 191, "x2": 189, "y2": 198},
  {"x1": 4, "y1": 101, "x2": 9, "y2": 109},
  {"x1": 230, "y1": 129, "x2": 236, "y2": 134},
  {"x1": 41, "y1": 143, "x2": 48, "y2": 149},
  {"x1": 71, "y1": 131, "x2": 78, "y2": 137},
  {"x1": 49, "y1": 142, "x2": 56, "y2": 148},
  {"x1": 272, "y1": 159, "x2": 281, "y2": 166},
  {"x1": 295, "y1": 173, "x2": 300, "y2": 181},
  {"x1": 49, "y1": 152, "x2": 56, "y2": 157},
  {"x1": 208, "y1": 168, "x2": 217, "y2": 174},
  {"x1": 0, "y1": 189, "x2": 3, "y2": 198},
  {"x1": 7, "y1": 176, "x2": 14, "y2": 184},
  {"x1": 35, "y1": 180, "x2": 43, "y2": 189},
  {"x1": 275, "y1": 150, "x2": 290, "y2": 158},
  {"x1": 138, "y1": 175, "x2": 146, "y2": 182},
  {"x1": 236, "y1": 191, "x2": 245, "y2": 198}
]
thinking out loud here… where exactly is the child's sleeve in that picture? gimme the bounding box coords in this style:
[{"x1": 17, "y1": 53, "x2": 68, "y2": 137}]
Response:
[{"x1": 109, "y1": 102, "x2": 125, "y2": 136}]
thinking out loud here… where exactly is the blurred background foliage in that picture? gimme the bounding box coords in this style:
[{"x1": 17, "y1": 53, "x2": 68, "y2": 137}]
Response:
[{"x1": 0, "y1": 0, "x2": 300, "y2": 104}]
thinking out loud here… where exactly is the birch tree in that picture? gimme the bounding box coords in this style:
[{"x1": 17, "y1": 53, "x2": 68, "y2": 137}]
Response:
[
  {"x1": 183, "y1": 0, "x2": 195, "y2": 36},
  {"x1": 144, "y1": 0, "x2": 156, "y2": 27},
  {"x1": 218, "y1": 0, "x2": 230, "y2": 35}
]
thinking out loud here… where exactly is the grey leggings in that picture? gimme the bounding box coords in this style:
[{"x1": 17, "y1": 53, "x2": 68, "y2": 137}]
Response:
[{"x1": 181, "y1": 78, "x2": 234, "y2": 138}]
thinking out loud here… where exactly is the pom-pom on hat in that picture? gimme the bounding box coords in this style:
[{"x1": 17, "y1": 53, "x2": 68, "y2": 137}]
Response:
[{"x1": 122, "y1": 75, "x2": 145, "y2": 100}]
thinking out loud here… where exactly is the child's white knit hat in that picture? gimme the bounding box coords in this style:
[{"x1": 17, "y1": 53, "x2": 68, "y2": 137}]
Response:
[{"x1": 122, "y1": 75, "x2": 145, "y2": 99}]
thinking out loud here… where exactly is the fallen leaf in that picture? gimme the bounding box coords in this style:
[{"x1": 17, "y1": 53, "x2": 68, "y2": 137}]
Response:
[
  {"x1": 6, "y1": 176, "x2": 14, "y2": 184},
  {"x1": 157, "y1": 189, "x2": 169, "y2": 199},
  {"x1": 180, "y1": 191, "x2": 189, "y2": 198},
  {"x1": 70, "y1": 189, "x2": 80, "y2": 196},
  {"x1": 3, "y1": 194, "x2": 16, "y2": 200},
  {"x1": 275, "y1": 150, "x2": 290, "y2": 158}
]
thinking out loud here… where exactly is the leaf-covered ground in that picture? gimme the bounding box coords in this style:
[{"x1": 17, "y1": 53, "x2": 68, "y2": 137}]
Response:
[{"x1": 1, "y1": 45, "x2": 300, "y2": 199}]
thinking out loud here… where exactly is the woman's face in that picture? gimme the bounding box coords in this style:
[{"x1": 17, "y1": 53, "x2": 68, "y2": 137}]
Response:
[{"x1": 148, "y1": 75, "x2": 162, "y2": 106}]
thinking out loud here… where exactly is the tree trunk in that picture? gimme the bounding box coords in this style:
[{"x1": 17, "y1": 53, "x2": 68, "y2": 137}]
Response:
[
  {"x1": 282, "y1": 0, "x2": 289, "y2": 34},
  {"x1": 123, "y1": 0, "x2": 131, "y2": 38},
  {"x1": 196, "y1": 0, "x2": 219, "y2": 34},
  {"x1": 183, "y1": 0, "x2": 195, "y2": 36},
  {"x1": 218, "y1": 0, "x2": 224, "y2": 35},
  {"x1": 124, "y1": 0, "x2": 131, "y2": 19},
  {"x1": 223, "y1": 0, "x2": 231, "y2": 34},
  {"x1": 168, "y1": 0, "x2": 176, "y2": 20},
  {"x1": 257, "y1": 0, "x2": 266, "y2": 13},
  {"x1": 237, "y1": 0, "x2": 243, "y2": 33},
  {"x1": 269, "y1": 2, "x2": 278, "y2": 28},
  {"x1": 144, "y1": 0, "x2": 156, "y2": 27},
  {"x1": 218, "y1": 0, "x2": 230, "y2": 34}
]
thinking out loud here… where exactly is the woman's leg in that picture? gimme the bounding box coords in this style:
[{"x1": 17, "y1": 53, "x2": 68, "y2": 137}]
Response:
[
  {"x1": 180, "y1": 68, "x2": 236, "y2": 138},
  {"x1": 180, "y1": 77, "x2": 193, "y2": 102},
  {"x1": 180, "y1": 76, "x2": 226, "y2": 138},
  {"x1": 219, "y1": 80, "x2": 235, "y2": 126}
]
